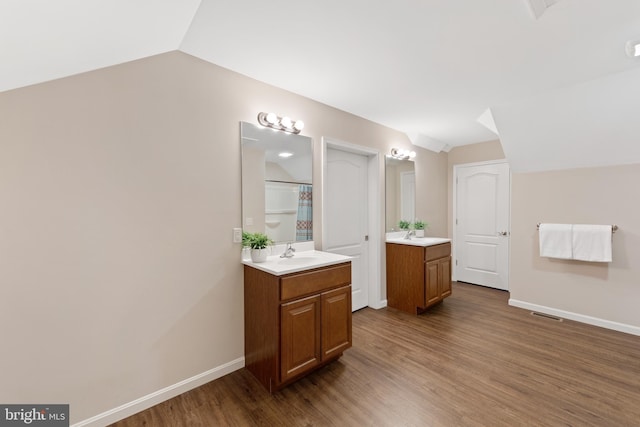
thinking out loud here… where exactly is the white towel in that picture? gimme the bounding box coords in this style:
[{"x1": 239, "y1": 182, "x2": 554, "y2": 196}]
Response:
[
  {"x1": 539, "y1": 223, "x2": 573, "y2": 259},
  {"x1": 572, "y1": 224, "x2": 612, "y2": 262}
]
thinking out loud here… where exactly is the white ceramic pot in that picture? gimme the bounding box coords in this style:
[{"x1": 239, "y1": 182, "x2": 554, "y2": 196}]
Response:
[
  {"x1": 415, "y1": 230, "x2": 424, "y2": 237},
  {"x1": 250, "y1": 248, "x2": 268, "y2": 263}
]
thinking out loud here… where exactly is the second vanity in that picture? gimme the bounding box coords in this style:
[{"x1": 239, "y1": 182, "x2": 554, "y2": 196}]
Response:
[
  {"x1": 386, "y1": 234, "x2": 452, "y2": 315},
  {"x1": 242, "y1": 246, "x2": 352, "y2": 392}
]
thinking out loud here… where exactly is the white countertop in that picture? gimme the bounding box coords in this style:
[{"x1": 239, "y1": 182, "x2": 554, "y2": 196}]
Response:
[
  {"x1": 242, "y1": 250, "x2": 352, "y2": 276},
  {"x1": 385, "y1": 233, "x2": 451, "y2": 247}
]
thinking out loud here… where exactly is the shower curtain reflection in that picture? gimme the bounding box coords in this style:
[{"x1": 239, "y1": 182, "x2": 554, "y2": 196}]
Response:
[{"x1": 296, "y1": 184, "x2": 313, "y2": 241}]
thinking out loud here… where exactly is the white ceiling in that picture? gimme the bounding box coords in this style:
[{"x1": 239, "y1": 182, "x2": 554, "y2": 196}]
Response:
[
  {"x1": 0, "y1": 0, "x2": 201, "y2": 92},
  {"x1": 2, "y1": 0, "x2": 640, "y2": 171}
]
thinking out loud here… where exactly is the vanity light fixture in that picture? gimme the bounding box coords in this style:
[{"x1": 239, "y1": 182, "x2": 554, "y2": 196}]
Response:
[
  {"x1": 257, "y1": 112, "x2": 305, "y2": 134},
  {"x1": 390, "y1": 147, "x2": 416, "y2": 160},
  {"x1": 278, "y1": 152, "x2": 293, "y2": 158}
]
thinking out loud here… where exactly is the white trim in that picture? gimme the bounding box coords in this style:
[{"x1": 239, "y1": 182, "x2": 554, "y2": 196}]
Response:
[
  {"x1": 453, "y1": 158, "x2": 507, "y2": 169},
  {"x1": 321, "y1": 137, "x2": 383, "y2": 310},
  {"x1": 72, "y1": 357, "x2": 245, "y2": 427},
  {"x1": 370, "y1": 299, "x2": 388, "y2": 310},
  {"x1": 509, "y1": 299, "x2": 640, "y2": 337},
  {"x1": 452, "y1": 159, "x2": 510, "y2": 287}
]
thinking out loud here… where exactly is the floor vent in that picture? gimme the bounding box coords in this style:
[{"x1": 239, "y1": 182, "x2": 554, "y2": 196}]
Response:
[{"x1": 531, "y1": 311, "x2": 563, "y2": 321}]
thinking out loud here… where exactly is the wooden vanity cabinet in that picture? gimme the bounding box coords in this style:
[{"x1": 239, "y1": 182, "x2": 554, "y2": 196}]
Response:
[
  {"x1": 244, "y1": 262, "x2": 352, "y2": 392},
  {"x1": 386, "y1": 242, "x2": 451, "y2": 315}
]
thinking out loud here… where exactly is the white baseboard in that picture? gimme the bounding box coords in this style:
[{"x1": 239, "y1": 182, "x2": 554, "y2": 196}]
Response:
[
  {"x1": 509, "y1": 299, "x2": 640, "y2": 336},
  {"x1": 72, "y1": 357, "x2": 245, "y2": 427},
  {"x1": 369, "y1": 299, "x2": 387, "y2": 310}
]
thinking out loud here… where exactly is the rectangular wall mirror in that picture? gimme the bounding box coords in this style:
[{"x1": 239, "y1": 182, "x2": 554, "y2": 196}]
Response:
[
  {"x1": 240, "y1": 121, "x2": 313, "y2": 243},
  {"x1": 385, "y1": 156, "x2": 415, "y2": 231}
]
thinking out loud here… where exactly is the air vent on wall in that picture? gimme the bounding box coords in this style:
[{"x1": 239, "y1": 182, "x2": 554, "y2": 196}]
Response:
[{"x1": 527, "y1": 0, "x2": 559, "y2": 19}]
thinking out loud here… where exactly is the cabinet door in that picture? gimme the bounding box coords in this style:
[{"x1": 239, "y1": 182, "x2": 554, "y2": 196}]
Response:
[
  {"x1": 425, "y1": 260, "x2": 441, "y2": 306},
  {"x1": 321, "y1": 285, "x2": 352, "y2": 361},
  {"x1": 439, "y1": 257, "x2": 452, "y2": 298},
  {"x1": 280, "y1": 295, "x2": 321, "y2": 382}
]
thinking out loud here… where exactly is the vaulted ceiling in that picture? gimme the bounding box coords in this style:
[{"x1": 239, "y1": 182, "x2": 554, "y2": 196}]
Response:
[{"x1": 2, "y1": 0, "x2": 640, "y2": 172}]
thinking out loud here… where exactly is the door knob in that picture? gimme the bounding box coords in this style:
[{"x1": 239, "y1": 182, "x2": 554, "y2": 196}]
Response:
[{"x1": 498, "y1": 231, "x2": 509, "y2": 236}]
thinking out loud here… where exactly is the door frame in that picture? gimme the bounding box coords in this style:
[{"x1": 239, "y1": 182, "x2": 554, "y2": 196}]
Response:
[
  {"x1": 321, "y1": 137, "x2": 383, "y2": 309},
  {"x1": 452, "y1": 159, "x2": 511, "y2": 285}
]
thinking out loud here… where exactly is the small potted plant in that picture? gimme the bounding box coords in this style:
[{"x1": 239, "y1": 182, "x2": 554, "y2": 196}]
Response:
[
  {"x1": 243, "y1": 232, "x2": 273, "y2": 263},
  {"x1": 398, "y1": 220, "x2": 411, "y2": 231},
  {"x1": 414, "y1": 220, "x2": 428, "y2": 237}
]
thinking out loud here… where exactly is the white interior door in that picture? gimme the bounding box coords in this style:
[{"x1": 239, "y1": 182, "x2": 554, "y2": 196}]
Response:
[
  {"x1": 455, "y1": 162, "x2": 510, "y2": 290},
  {"x1": 325, "y1": 148, "x2": 369, "y2": 311}
]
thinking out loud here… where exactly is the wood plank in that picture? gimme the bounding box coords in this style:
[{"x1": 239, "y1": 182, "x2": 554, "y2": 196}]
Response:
[{"x1": 111, "y1": 282, "x2": 640, "y2": 427}]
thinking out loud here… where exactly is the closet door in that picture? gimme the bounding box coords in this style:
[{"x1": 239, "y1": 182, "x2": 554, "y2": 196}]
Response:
[{"x1": 455, "y1": 161, "x2": 510, "y2": 291}]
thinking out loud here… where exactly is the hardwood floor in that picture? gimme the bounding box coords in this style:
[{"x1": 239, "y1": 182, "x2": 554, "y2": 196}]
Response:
[{"x1": 111, "y1": 282, "x2": 640, "y2": 426}]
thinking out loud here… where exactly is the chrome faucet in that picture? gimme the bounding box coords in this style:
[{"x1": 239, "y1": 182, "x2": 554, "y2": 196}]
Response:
[
  {"x1": 404, "y1": 230, "x2": 415, "y2": 240},
  {"x1": 280, "y1": 242, "x2": 296, "y2": 258}
]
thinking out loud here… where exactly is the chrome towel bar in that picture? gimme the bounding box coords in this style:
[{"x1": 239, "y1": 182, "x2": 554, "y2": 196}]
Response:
[{"x1": 536, "y1": 223, "x2": 618, "y2": 233}]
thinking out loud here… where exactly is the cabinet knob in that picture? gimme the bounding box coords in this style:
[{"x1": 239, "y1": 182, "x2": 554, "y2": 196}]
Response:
[{"x1": 498, "y1": 231, "x2": 509, "y2": 236}]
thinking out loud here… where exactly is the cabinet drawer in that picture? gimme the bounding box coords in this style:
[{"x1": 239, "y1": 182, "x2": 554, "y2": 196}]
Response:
[
  {"x1": 281, "y1": 263, "x2": 351, "y2": 301},
  {"x1": 425, "y1": 242, "x2": 451, "y2": 261}
]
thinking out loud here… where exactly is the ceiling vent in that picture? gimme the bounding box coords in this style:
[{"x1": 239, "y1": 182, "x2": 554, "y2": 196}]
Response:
[{"x1": 527, "y1": 0, "x2": 559, "y2": 19}]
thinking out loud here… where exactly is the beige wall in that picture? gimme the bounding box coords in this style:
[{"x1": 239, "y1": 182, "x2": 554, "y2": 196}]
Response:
[
  {"x1": 511, "y1": 163, "x2": 640, "y2": 328},
  {"x1": 0, "y1": 51, "x2": 448, "y2": 423}
]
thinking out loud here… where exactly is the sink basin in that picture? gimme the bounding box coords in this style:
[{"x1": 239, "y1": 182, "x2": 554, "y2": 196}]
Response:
[{"x1": 276, "y1": 256, "x2": 319, "y2": 265}]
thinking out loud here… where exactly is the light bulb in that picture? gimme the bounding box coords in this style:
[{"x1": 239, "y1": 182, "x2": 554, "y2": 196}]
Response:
[
  {"x1": 293, "y1": 120, "x2": 305, "y2": 132},
  {"x1": 280, "y1": 117, "x2": 293, "y2": 129},
  {"x1": 266, "y1": 112, "x2": 278, "y2": 125}
]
